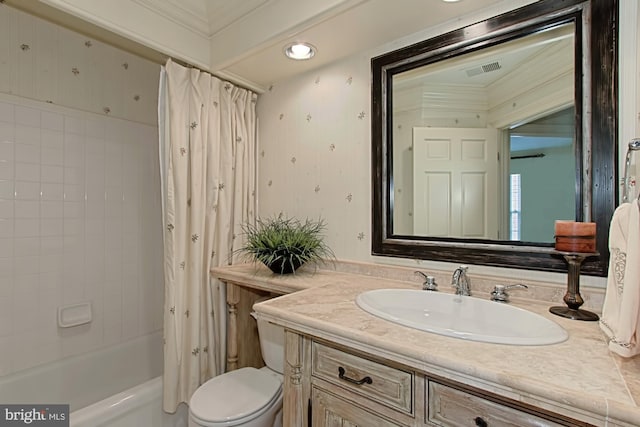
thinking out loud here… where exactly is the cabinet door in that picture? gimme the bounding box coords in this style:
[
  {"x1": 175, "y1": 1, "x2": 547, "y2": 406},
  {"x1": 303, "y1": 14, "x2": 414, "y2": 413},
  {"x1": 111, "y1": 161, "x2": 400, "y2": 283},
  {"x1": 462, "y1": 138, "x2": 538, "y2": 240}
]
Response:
[{"x1": 312, "y1": 387, "x2": 405, "y2": 427}]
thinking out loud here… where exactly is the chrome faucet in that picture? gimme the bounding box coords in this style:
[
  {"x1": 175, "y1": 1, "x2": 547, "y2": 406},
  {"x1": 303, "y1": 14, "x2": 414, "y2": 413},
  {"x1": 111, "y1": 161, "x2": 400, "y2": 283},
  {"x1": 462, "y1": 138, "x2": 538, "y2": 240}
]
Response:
[{"x1": 451, "y1": 265, "x2": 471, "y2": 296}]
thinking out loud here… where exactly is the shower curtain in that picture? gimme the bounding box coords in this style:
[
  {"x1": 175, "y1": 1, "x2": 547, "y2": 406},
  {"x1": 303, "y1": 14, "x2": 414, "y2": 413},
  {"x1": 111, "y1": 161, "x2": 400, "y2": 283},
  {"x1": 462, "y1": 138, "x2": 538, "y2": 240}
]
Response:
[{"x1": 158, "y1": 59, "x2": 257, "y2": 412}]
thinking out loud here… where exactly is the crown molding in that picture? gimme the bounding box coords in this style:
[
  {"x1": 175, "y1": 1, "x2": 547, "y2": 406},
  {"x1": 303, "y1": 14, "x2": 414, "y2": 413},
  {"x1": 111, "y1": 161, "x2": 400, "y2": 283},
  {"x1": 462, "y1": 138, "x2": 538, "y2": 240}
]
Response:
[{"x1": 133, "y1": 0, "x2": 210, "y2": 38}]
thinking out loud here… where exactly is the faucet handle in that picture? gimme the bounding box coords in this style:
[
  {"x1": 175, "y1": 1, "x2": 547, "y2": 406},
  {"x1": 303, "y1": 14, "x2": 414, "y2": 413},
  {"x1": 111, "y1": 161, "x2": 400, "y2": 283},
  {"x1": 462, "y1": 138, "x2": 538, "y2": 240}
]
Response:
[
  {"x1": 490, "y1": 284, "x2": 528, "y2": 302},
  {"x1": 415, "y1": 271, "x2": 438, "y2": 291}
]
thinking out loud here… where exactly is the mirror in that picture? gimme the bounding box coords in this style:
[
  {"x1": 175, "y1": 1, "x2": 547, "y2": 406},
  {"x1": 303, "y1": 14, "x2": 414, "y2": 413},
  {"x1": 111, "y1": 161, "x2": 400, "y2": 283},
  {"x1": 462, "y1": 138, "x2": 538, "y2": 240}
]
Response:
[
  {"x1": 392, "y1": 23, "x2": 577, "y2": 242},
  {"x1": 372, "y1": 0, "x2": 617, "y2": 276}
]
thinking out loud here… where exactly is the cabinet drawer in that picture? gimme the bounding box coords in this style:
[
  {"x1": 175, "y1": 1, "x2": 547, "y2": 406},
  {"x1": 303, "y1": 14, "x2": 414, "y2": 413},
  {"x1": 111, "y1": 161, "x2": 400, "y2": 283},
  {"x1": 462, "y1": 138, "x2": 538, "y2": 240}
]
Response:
[
  {"x1": 312, "y1": 386, "x2": 406, "y2": 427},
  {"x1": 312, "y1": 341, "x2": 413, "y2": 414},
  {"x1": 428, "y1": 381, "x2": 566, "y2": 427}
]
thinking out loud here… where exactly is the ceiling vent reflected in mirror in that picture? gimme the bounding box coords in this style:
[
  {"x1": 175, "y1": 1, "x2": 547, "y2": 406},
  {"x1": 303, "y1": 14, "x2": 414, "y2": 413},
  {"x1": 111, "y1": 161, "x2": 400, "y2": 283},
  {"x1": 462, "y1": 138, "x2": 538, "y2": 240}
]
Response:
[{"x1": 465, "y1": 61, "x2": 502, "y2": 77}]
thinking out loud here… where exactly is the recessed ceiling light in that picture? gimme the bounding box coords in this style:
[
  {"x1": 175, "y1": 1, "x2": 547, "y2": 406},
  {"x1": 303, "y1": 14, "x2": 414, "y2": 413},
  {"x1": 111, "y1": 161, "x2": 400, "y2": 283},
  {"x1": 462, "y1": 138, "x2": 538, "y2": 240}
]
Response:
[
  {"x1": 442, "y1": 0, "x2": 462, "y2": 2},
  {"x1": 284, "y1": 42, "x2": 316, "y2": 60}
]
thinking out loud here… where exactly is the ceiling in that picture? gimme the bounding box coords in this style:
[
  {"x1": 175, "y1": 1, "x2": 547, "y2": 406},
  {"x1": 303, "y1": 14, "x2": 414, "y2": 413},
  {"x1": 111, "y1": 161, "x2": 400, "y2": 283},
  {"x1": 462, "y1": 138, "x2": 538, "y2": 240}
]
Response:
[{"x1": 10, "y1": 0, "x2": 518, "y2": 92}]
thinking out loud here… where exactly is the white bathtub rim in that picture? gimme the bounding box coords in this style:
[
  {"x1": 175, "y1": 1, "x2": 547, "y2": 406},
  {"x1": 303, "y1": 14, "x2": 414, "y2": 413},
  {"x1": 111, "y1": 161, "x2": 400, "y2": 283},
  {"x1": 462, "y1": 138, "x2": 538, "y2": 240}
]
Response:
[{"x1": 70, "y1": 376, "x2": 162, "y2": 425}]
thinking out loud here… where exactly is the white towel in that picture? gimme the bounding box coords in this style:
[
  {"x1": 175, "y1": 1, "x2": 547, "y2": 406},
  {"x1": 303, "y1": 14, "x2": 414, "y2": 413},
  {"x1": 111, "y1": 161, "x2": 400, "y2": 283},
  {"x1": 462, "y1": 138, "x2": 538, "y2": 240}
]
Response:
[{"x1": 599, "y1": 199, "x2": 640, "y2": 357}]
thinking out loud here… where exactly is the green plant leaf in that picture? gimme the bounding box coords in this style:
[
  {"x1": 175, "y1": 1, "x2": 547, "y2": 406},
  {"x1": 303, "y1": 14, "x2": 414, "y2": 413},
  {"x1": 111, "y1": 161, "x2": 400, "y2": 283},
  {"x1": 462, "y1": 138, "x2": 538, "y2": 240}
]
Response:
[{"x1": 235, "y1": 214, "x2": 335, "y2": 274}]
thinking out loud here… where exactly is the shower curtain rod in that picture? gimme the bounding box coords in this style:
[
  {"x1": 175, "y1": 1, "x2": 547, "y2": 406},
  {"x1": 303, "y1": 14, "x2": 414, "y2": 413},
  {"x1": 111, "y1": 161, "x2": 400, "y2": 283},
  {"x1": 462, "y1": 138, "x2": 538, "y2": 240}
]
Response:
[{"x1": 169, "y1": 57, "x2": 264, "y2": 94}]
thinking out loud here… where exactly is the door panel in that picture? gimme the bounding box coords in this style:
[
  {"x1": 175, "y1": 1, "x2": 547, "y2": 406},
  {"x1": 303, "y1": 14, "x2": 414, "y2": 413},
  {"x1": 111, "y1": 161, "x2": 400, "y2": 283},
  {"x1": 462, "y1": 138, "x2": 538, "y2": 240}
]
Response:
[{"x1": 413, "y1": 127, "x2": 499, "y2": 239}]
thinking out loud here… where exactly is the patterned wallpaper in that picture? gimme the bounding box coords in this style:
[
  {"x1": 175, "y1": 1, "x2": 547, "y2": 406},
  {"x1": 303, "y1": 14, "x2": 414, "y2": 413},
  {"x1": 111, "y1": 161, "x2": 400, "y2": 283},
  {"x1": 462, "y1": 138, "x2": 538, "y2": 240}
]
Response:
[
  {"x1": 0, "y1": 4, "x2": 159, "y2": 126},
  {"x1": 257, "y1": 55, "x2": 371, "y2": 262}
]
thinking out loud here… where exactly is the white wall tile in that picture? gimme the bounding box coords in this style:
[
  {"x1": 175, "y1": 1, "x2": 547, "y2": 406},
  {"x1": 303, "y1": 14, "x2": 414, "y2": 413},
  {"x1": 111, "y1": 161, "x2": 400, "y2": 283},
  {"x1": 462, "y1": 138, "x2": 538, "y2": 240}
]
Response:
[
  {"x1": 0, "y1": 257, "x2": 12, "y2": 277},
  {"x1": 0, "y1": 336, "x2": 14, "y2": 376},
  {"x1": 0, "y1": 218, "x2": 13, "y2": 239},
  {"x1": 15, "y1": 181, "x2": 40, "y2": 200},
  {"x1": 0, "y1": 161, "x2": 14, "y2": 180},
  {"x1": 40, "y1": 201, "x2": 63, "y2": 218},
  {"x1": 12, "y1": 332, "x2": 42, "y2": 372},
  {"x1": 41, "y1": 112, "x2": 63, "y2": 132},
  {"x1": 63, "y1": 184, "x2": 84, "y2": 202},
  {"x1": 64, "y1": 116, "x2": 85, "y2": 135},
  {"x1": 14, "y1": 219, "x2": 40, "y2": 238},
  {"x1": 15, "y1": 144, "x2": 40, "y2": 164},
  {"x1": 0, "y1": 88, "x2": 160, "y2": 376},
  {"x1": 14, "y1": 162, "x2": 40, "y2": 182},
  {"x1": 15, "y1": 125, "x2": 40, "y2": 146},
  {"x1": 63, "y1": 234, "x2": 83, "y2": 253},
  {"x1": 12, "y1": 293, "x2": 40, "y2": 335},
  {"x1": 40, "y1": 218, "x2": 63, "y2": 237},
  {"x1": 41, "y1": 183, "x2": 63, "y2": 201},
  {"x1": 33, "y1": 340, "x2": 62, "y2": 368},
  {"x1": 39, "y1": 254, "x2": 63, "y2": 274},
  {"x1": 0, "y1": 141, "x2": 14, "y2": 162},
  {"x1": 0, "y1": 238, "x2": 12, "y2": 258},
  {"x1": 63, "y1": 201, "x2": 84, "y2": 219},
  {"x1": 41, "y1": 165, "x2": 63, "y2": 183},
  {"x1": 41, "y1": 129, "x2": 63, "y2": 149},
  {"x1": 85, "y1": 140, "x2": 105, "y2": 160},
  {"x1": 0, "y1": 122, "x2": 14, "y2": 143},
  {"x1": 15, "y1": 106, "x2": 40, "y2": 128},
  {"x1": 13, "y1": 256, "x2": 39, "y2": 277},
  {"x1": 0, "y1": 268, "x2": 12, "y2": 295},
  {"x1": 14, "y1": 237, "x2": 39, "y2": 257},
  {"x1": 86, "y1": 118, "x2": 105, "y2": 139},
  {"x1": 85, "y1": 200, "x2": 105, "y2": 220},
  {"x1": 40, "y1": 147, "x2": 64, "y2": 166},
  {"x1": 14, "y1": 273, "x2": 39, "y2": 295},
  {"x1": 0, "y1": 200, "x2": 13, "y2": 218},
  {"x1": 64, "y1": 166, "x2": 84, "y2": 185},
  {"x1": 103, "y1": 310, "x2": 122, "y2": 346},
  {"x1": 0, "y1": 103, "x2": 14, "y2": 122},
  {"x1": 40, "y1": 236, "x2": 63, "y2": 255},
  {"x1": 84, "y1": 252, "x2": 104, "y2": 285},
  {"x1": 39, "y1": 271, "x2": 63, "y2": 295},
  {"x1": 63, "y1": 218, "x2": 83, "y2": 236},
  {"x1": 14, "y1": 200, "x2": 39, "y2": 219},
  {"x1": 0, "y1": 296, "x2": 13, "y2": 337}
]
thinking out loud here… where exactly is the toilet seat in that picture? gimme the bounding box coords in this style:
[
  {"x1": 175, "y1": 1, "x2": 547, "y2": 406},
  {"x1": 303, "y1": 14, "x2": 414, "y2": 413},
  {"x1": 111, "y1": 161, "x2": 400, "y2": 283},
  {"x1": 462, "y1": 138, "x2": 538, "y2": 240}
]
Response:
[{"x1": 189, "y1": 367, "x2": 282, "y2": 426}]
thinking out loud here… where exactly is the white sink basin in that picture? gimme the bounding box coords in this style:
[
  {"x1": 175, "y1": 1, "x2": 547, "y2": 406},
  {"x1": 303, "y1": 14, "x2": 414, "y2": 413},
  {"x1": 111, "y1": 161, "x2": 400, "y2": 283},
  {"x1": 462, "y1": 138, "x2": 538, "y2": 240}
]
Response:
[{"x1": 355, "y1": 289, "x2": 568, "y2": 345}]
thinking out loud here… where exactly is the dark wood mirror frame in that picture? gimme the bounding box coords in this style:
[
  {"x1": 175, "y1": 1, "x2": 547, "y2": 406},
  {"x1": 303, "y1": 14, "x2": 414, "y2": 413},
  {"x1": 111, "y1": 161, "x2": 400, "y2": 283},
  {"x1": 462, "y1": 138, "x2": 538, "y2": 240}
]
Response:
[{"x1": 371, "y1": 0, "x2": 617, "y2": 276}]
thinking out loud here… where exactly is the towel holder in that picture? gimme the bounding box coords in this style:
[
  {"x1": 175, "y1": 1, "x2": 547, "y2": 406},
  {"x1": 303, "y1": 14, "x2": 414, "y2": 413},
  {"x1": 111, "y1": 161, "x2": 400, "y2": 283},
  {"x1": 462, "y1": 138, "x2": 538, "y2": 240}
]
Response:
[{"x1": 622, "y1": 138, "x2": 640, "y2": 203}]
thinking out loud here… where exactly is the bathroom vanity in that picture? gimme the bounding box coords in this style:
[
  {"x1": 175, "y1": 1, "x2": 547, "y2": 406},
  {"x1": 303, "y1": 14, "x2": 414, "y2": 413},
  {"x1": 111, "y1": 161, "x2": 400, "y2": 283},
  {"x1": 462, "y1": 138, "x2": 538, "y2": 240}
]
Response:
[{"x1": 212, "y1": 263, "x2": 640, "y2": 427}]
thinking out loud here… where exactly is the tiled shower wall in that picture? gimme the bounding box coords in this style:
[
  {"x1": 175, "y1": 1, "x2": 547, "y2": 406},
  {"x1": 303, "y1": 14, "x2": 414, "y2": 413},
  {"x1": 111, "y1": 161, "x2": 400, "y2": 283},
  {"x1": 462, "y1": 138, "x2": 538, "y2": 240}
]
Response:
[
  {"x1": 0, "y1": 4, "x2": 162, "y2": 376},
  {"x1": 0, "y1": 96, "x2": 163, "y2": 376}
]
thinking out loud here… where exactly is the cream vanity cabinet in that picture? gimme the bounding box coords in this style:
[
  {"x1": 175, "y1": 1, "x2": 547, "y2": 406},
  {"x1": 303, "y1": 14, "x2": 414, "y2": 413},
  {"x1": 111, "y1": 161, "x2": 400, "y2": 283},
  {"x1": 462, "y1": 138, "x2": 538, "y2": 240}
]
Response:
[{"x1": 284, "y1": 331, "x2": 590, "y2": 427}]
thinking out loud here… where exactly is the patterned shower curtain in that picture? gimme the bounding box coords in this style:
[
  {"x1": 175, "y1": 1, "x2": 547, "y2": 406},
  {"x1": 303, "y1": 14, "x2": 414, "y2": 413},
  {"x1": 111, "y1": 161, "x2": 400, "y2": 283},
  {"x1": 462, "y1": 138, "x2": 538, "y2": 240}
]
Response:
[{"x1": 158, "y1": 59, "x2": 257, "y2": 412}]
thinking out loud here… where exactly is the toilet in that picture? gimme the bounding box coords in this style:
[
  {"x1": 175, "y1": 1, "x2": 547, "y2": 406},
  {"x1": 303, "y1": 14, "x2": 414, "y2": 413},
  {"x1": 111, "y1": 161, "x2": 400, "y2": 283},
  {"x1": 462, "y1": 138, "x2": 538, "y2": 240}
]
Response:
[{"x1": 188, "y1": 315, "x2": 285, "y2": 427}]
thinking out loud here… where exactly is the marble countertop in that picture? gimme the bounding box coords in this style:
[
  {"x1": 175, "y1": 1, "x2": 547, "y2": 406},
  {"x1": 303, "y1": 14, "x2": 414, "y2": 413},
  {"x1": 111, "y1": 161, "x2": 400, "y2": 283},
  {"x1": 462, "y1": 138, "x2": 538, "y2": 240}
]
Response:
[
  {"x1": 213, "y1": 263, "x2": 640, "y2": 425},
  {"x1": 211, "y1": 262, "x2": 345, "y2": 294}
]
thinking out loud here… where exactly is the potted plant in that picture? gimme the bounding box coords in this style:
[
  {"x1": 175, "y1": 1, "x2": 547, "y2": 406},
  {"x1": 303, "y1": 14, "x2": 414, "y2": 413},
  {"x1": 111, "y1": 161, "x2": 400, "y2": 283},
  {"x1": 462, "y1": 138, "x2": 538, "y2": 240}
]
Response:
[{"x1": 238, "y1": 215, "x2": 335, "y2": 274}]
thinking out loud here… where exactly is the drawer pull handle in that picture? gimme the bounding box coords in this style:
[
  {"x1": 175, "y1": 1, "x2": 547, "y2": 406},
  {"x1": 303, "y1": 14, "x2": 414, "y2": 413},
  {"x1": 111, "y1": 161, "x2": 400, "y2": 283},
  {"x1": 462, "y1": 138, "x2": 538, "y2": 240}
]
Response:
[
  {"x1": 474, "y1": 416, "x2": 488, "y2": 427},
  {"x1": 337, "y1": 367, "x2": 373, "y2": 385}
]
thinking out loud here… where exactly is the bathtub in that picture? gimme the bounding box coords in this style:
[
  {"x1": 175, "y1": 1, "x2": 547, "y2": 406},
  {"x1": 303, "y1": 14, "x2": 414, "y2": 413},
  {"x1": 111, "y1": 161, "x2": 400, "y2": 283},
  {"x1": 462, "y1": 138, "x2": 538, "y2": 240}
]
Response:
[
  {"x1": 70, "y1": 376, "x2": 188, "y2": 427},
  {"x1": 0, "y1": 331, "x2": 187, "y2": 426}
]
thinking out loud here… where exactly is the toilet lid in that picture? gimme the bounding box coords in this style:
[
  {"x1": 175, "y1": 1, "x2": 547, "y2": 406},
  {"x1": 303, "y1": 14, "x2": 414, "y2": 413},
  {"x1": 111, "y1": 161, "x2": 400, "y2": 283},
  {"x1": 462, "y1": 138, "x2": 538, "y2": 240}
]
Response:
[{"x1": 190, "y1": 367, "x2": 282, "y2": 424}]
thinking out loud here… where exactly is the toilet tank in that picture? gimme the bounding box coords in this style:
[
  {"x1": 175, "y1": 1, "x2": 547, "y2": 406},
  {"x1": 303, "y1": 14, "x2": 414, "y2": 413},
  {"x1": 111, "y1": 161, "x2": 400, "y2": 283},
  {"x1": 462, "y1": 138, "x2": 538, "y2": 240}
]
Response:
[{"x1": 256, "y1": 317, "x2": 285, "y2": 374}]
